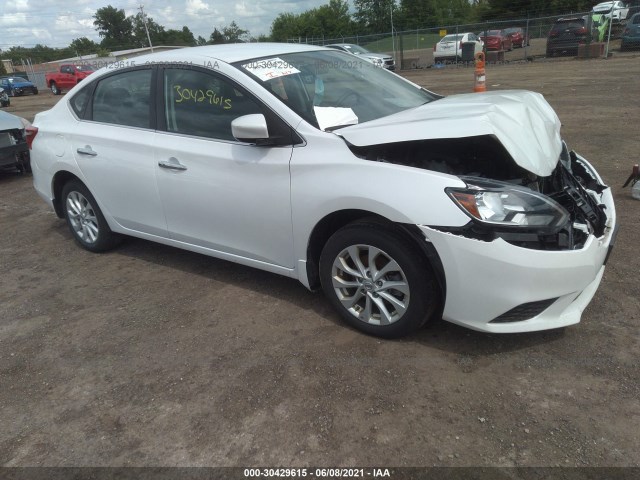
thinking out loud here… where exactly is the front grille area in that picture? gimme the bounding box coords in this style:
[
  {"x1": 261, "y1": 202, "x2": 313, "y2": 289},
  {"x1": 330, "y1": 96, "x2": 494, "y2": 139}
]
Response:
[{"x1": 490, "y1": 298, "x2": 558, "y2": 323}]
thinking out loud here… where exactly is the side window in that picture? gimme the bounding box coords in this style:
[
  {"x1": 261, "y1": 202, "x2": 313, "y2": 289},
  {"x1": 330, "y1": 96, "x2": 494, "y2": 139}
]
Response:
[
  {"x1": 61, "y1": 66, "x2": 73, "y2": 74},
  {"x1": 91, "y1": 69, "x2": 152, "y2": 128},
  {"x1": 70, "y1": 85, "x2": 91, "y2": 118},
  {"x1": 163, "y1": 68, "x2": 263, "y2": 141}
]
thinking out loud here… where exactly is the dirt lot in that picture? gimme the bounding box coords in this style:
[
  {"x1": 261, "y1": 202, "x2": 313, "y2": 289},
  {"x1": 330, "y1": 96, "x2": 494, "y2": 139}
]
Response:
[{"x1": 1, "y1": 54, "x2": 639, "y2": 472}]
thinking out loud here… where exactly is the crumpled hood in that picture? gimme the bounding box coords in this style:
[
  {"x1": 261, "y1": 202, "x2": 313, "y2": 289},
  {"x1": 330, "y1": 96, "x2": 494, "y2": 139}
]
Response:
[{"x1": 338, "y1": 90, "x2": 562, "y2": 177}]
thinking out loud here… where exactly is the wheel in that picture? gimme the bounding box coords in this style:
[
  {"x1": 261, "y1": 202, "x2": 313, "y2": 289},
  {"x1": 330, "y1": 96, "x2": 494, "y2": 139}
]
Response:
[
  {"x1": 61, "y1": 180, "x2": 120, "y2": 252},
  {"x1": 50, "y1": 82, "x2": 60, "y2": 95},
  {"x1": 319, "y1": 220, "x2": 440, "y2": 338},
  {"x1": 8, "y1": 88, "x2": 15, "y2": 97},
  {"x1": 33, "y1": 88, "x2": 39, "y2": 95}
]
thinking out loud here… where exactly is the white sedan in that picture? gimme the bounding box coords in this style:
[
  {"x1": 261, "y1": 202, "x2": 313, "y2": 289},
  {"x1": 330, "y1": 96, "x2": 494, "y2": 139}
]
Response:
[
  {"x1": 433, "y1": 32, "x2": 483, "y2": 61},
  {"x1": 593, "y1": 1, "x2": 629, "y2": 21},
  {"x1": 29, "y1": 44, "x2": 616, "y2": 338}
]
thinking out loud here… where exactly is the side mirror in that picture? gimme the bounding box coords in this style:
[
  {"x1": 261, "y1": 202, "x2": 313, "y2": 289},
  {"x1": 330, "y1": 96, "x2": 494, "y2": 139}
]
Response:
[{"x1": 231, "y1": 114, "x2": 270, "y2": 144}]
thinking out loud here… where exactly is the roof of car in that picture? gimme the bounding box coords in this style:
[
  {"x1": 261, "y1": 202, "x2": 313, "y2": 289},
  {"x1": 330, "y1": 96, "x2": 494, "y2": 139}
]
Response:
[{"x1": 131, "y1": 43, "x2": 327, "y2": 65}]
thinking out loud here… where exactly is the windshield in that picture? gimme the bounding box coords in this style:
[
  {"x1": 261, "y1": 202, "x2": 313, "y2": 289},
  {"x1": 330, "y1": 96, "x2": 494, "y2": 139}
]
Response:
[
  {"x1": 75, "y1": 65, "x2": 94, "y2": 72},
  {"x1": 236, "y1": 50, "x2": 436, "y2": 130},
  {"x1": 8, "y1": 77, "x2": 29, "y2": 83},
  {"x1": 341, "y1": 44, "x2": 370, "y2": 54}
]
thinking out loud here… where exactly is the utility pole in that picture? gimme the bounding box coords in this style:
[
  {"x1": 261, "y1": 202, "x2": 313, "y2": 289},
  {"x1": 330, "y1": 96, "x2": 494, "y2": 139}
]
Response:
[{"x1": 139, "y1": 4, "x2": 154, "y2": 52}]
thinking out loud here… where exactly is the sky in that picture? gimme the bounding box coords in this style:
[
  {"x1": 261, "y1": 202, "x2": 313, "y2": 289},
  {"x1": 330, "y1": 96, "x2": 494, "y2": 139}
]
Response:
[{"x1": 1, "y1": 0, "x2": 328, "y2": 49}]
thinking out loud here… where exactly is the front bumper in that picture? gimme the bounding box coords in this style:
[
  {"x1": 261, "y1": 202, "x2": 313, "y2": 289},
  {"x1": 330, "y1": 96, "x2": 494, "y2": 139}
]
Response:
[{"x1": 418, "y1": 157, "x2": 616, "y2": 334}]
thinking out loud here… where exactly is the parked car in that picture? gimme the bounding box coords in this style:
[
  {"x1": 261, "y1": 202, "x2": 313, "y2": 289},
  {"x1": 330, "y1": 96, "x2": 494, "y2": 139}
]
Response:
[
  {"x1": 621, "y1": 12, "x2": 640, "y2": 49},
  {"x1": 325, "y1": 44, "x2": 395, "y2": 70},
  {"x1": 546, "y1": 17, "x2": 592, "y2": 56},
  {"x1": 479, "y1": 29, "x2": 513, "y2": 51},
  {"x1": 0, "y1": 76, "x2": 38, "y2": 97},
  {"x1": 592, "y1": 1, "x2": 629, "y2": 22},
  {"x1": 29, "y1": 44, "x2": 616, "y2": 338},
  {"x1": 503, "y1": 27, "x2": 530, "y2": 47},
  {"x1": 433, "y1": 32, "x2": 483, "y2": 61},
  {"x1": 45, "y1": 64, "x2": 95, "y2": 95},
  {"x1": 0, "y1": 87, "x2": 9, "y2": 107},
  {"x1": 0, "y1": 111, "x2": 31, "y2": 172}
]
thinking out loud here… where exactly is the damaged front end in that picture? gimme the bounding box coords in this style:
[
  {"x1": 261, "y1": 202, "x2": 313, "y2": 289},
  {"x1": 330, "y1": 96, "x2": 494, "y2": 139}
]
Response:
[{"x1": 350, "y1": 136, "x2": 611, "y2": 251}]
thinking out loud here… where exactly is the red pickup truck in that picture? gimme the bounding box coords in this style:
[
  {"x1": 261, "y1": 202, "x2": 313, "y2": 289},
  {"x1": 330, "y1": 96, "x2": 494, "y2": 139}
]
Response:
[{"x1": 45, "y1": 64, "x2": 95, "y2": 95}]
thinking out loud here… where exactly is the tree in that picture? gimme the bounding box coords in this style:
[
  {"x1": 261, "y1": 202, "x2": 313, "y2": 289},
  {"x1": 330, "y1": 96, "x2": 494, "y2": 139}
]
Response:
[
  {"x1": 270, "y1": 0, "x2": 354, "y2": 41},
  {"x1": 93, "y1": 5, "x2": 134, "y2": 50},
  {"x1": 271, "y1": 13, "x2": 302, "y2": 41},
  {"x1": 163, "y1": 27, "x2": 197, "y2": 46},
  {"x1": 196, "y1": 35, "x2": 208, "y2": 46},
  {"x1": 70, "y1": 37, "x2": 99, "y2": 56},
  {"x1": 209, "y1": 28, "x2": 225, "y2": 44},
  {"x1": 222, "y1": 21, "x2": 249, "y2": 43},
  {"x1": 131, "y1": 12, "x2": 165, "y2": 48},
  {"x1": 353, "y1": 0, "x2": 396, "y2": 34},
  {"x1": 399, "y1": 0, "x2": 439, "y2": 29}
]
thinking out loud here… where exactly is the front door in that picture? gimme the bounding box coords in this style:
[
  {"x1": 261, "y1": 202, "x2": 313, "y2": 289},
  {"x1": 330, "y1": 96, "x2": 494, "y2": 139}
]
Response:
[{"x1": 154, "y1": 67, "x2": 295, "y2": 269}]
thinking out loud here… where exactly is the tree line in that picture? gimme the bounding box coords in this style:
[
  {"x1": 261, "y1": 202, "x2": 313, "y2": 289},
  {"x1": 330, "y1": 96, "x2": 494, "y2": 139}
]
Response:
[{"x1": 1, "y1": 0, "x2": 596, "y2": 64}]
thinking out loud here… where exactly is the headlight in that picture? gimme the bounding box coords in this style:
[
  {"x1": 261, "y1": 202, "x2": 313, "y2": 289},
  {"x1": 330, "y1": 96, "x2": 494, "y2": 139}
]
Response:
[
  {"x1": 446, "y1": 177, "x2": 569, "y2": 231},
  {"x1": 371, "y1": 58, "x2": 383, "y2": 66}
]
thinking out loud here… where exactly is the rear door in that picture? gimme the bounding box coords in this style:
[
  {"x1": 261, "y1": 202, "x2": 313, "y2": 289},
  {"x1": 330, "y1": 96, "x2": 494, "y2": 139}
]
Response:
[{"x1": 69, "y1": 66, "x2": 167, "y2": 237}]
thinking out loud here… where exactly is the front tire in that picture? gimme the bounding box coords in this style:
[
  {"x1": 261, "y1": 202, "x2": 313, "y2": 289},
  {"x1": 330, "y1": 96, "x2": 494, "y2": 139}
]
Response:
[
  {"x1": 61, "y1": 180, "x2": 120, "y2": 252},
  {"x1": 319, "y1": 221, "x2": 439, "y2": 338}
]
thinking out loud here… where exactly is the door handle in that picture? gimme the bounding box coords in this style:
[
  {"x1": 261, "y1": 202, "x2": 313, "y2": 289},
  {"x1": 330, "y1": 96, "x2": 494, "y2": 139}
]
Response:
[
  {"x1": 158, "y1": 157, "x2": 187, "y2": 171},
  {"x1": 77, "y1": 145, "x2": 97, "y2": 156}
]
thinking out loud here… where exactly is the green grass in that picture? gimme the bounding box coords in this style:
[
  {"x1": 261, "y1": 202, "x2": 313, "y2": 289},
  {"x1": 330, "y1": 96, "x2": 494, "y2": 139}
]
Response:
[{"x1": 364, "y1": 32, "x2": 444, "y2": 53}]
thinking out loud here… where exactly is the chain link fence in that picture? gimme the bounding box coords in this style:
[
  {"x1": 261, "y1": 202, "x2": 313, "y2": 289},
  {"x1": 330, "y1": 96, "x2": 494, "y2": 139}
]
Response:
[{"x1": 287, "y1": 9, "x2": 631, "y2": 69}]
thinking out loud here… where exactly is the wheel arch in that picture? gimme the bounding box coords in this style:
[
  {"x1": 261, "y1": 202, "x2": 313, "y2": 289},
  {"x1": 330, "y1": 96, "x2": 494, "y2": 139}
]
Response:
[
  {"x1": 52, "y1": 170, "x2": 83, "y2": 218},
  {"x1": 305, "y1": 209, "x2": 446, "y2": 302}
]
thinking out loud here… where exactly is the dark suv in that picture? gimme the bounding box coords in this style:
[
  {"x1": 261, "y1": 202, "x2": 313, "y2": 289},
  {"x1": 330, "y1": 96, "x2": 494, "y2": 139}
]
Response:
[{"x1": 546, "y1": 17, "x2": 591, "y2": 56}]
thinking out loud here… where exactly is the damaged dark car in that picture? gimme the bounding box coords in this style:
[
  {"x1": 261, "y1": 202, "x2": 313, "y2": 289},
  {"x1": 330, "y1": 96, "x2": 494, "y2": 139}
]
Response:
[{"x1": 0, "y1": 111, "x2": 30, "y2": 173}]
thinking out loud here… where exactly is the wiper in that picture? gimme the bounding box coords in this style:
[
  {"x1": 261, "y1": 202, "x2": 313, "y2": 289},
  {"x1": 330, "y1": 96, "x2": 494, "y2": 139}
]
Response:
[{"x1": 324, "y1": 124, "x2": 352, "y2": 132}]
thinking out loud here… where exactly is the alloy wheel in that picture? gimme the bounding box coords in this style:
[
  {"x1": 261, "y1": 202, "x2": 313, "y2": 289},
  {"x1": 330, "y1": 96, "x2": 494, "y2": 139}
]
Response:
[
  {"x1": 331, "y1": 244, "x2": 410, "y2": 326},
  {"x1": 66, "y1": 191, "x2": 99, "y2": 244}
]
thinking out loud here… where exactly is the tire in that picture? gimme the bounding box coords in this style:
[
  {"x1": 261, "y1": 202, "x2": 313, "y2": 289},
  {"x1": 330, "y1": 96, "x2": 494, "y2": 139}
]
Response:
[
  {"x1": 50, "y1": 82, "x2": 60, "y2": 95},
  {"x1": 61, "y1": 180, "x2": 120, "y2": 252},
  {"x1": 319, "y1": 220, "x2": 440, "y2": 338},
  {"x1": 33, "y1": 88, "x2": 39, "y2": 95}
]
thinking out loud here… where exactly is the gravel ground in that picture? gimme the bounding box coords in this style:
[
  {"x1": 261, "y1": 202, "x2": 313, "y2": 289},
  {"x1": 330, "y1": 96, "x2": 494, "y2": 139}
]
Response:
[{"x1": 0, "y1": 53, "x2": 639, "y2": 473}]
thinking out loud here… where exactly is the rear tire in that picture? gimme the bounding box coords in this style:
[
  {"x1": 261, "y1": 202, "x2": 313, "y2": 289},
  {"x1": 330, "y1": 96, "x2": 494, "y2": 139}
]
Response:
[
  {"x1": 319, "y1": 220, "x2": 440, "y2": 338},
  {"x1": 61, "y1": 180, "x2": 120, "y2": 252},
  {"x1": 50, "y1": 82, "x2": 60, "y2": 95}
]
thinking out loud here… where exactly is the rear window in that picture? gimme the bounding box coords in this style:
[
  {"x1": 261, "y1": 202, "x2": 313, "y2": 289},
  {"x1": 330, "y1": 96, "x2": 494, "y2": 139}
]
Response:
[
  {"x1": 633, "y1": 14, "x2": 640, "y2": 24},
  {"x1": 441, "y1": 34, "x2": 463, "y2": 42},
  {"x1": 552, "y1": 20, "x2": 584, "y2": 31}
]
